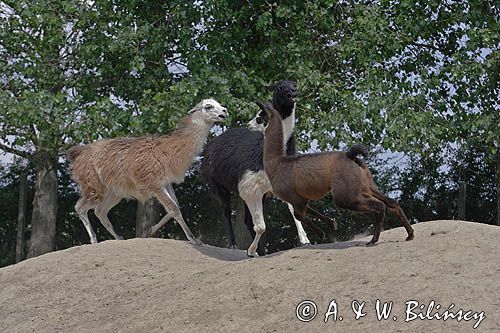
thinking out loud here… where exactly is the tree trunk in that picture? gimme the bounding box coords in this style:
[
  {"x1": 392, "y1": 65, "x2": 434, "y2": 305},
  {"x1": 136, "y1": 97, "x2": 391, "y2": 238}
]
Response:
[
  {"x1": 27, "y1": 156, "x2": 58, "y2": 258},
  {"x1": 496, "y1": 150, "x2": 500, "y2": 226},
  {"x1": 136, "y1": 197, "x2": 161, "y2": 237},
  {"x1": 457, "y1": 181, "x2": 467, "y2": 221},
  {"x1": 15, "y1": 174, "x2": 28, "y2": 263}
]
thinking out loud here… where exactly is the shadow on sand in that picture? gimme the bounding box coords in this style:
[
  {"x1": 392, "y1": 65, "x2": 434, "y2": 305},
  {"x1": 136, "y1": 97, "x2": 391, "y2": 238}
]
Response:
[{"x1": 191, "y1": 239, "x2": 368, "y2": 262}]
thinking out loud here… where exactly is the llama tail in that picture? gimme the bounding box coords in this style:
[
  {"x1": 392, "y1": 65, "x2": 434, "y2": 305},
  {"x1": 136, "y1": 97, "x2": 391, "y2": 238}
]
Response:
[
  {"x1": 67, "y1": 145, "x2": 87, "y2": 163},
  {"x1": 346, "y1": 144, "x2": 368, "y2": 159},
  {"x1": 346, "y1": 144, "x2": 369, "y2": 167}
]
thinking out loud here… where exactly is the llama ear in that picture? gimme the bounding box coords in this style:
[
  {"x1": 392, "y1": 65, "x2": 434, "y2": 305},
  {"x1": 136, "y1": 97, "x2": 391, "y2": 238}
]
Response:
[
  {"x1": 264, "y1": 82, "x2": 276, "y2": 92},
  {"x1": 255, "y1": 100, "x2": 266, "y2": 111},
  {"x1": 188, "y1": 101, "x2": 203, "y2": 113},
  {"x1": 255, "y1": 100, "x2": 273, "y2": 117}
]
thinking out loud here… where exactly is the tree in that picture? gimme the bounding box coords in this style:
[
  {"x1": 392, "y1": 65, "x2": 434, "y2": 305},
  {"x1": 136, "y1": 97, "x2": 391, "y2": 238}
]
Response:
[
  {"x1": 136, "y1": 199, "x2": 161, "y2": 238},
  {"x1": 1, "y1": 0, "x2": 497, "y2": 262},
  {"x1": 190, "y1": 0, "x2": 499, "y2": 222},
  {"x1": 15, "y1": 172, "x2": 27, "y2": 263},
  {"x1": 0, "y1": 160, "x2": 33, "y2": 266},
  {"x1": 0, "y1": 0, "x2": 201, "y2": 257}
]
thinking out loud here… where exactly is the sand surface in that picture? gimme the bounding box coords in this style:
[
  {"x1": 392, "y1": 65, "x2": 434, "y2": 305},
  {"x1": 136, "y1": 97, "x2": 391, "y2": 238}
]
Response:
[{"x1": 1, "y1": 220, "x2": 499, "y2": 332}]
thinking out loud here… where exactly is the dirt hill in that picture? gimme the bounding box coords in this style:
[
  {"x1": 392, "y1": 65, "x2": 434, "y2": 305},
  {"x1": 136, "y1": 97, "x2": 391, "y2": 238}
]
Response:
[{"x1": 1, "y1": 220, "x2": 499, "y2": 332}]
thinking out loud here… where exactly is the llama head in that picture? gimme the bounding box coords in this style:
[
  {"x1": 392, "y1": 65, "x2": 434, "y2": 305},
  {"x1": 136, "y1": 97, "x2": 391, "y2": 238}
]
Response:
[
  {"x1": 247, "y1": 109, "x2": 269, "y2": 132},
  {"x1": 267, "y1": 80, "x2": 297, "y2": 109},
  {"x1": 255, "y1": 100, "x2": 277, "y2": 120},
  {"x1": 190, "y1": 98, "x2": 228, "y2": 123}
]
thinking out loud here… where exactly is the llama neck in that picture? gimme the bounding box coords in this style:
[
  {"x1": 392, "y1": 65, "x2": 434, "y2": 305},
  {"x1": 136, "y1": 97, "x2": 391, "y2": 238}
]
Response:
[
  {"x1": 281, "y1": 103, "x2": 295, "y2": 145},
  {"x1": 263, "y1": 110, "x2": 286, "y2": 163},
  {"x1": 175, "y1": 112, "x2": 212, "y2": 155},
  {"x1": 274, "y1": 102, "x2": 296, "y2": 151},
  {"x1": 159, "y1": 112, "x2": 212, "y2": 183}
]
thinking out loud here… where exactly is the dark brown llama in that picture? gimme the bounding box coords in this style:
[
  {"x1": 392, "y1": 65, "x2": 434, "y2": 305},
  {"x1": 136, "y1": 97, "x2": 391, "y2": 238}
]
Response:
[{"x1": 257, "y1": 101, "x2": 414, "y2": 245}]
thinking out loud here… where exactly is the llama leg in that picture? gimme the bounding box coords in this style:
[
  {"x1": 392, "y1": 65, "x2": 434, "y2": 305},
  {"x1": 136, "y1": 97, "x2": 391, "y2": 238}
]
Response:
[
  {"x1": 238, "y1": 170, "x2": 270, "y2": 256},
  {"x1": 75, "y1": 197, "x2": 97, "y2": 244},
  {"x1": 349, "y1": 198, "x2": 386, "y2": 246},
  {"x1": 94, "y1": 193, "x2": 123, "y2": 240},
  {"x1": 149, "y1": 212, "x2": 175, "y2": 236},
  {"x1": 306, "y1": 206, "x2": 338, "y2": 231},
  {"x1": 165, "y1": 183, "x2": 179, "y2": 205},
  {"x1": 164, "y1": 184, "x2": 195, "y2": 239},
  {"x1": 386, "y1": 204, "x2": 415, "y2": 241},
  {"x1": 286, "y1": 199, "x2": 326, "y2": 241},
  {"x1": 245, "y1": 202, "x2": 265, "y2": 256},
  {"x1": 154, "y1": 188, "x2": 201, "y2": 245},
  {"x1": 366, "y1": 209, "x2": 385, "y2": 246},
  {"x1": 244, "y1": 196, "x2": 266, "y2": 257},
  {"x1": 243, "y1": 203, "x2": 257, "y2": 238},
  {"x1": 287, "y1": 203, "x2": 310, "y2": 245},
  {"x1": 294, "y1": 210, "x2": 326, "y2": 241},
  {"x1": 213, "y1": 185, "x2": 236, "y2": 248},
  {"x1": 292, "y1": 205, "x2": 323, "y2": 242}
]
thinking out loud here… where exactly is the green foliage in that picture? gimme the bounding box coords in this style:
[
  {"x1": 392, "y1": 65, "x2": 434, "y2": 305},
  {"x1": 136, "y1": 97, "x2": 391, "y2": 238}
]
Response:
[
  {"x1": 396, "y1": 146, "x2": 496, "y2": 224},
  {"x1": 0, "y1": 175, "x2": 21, "y2": 266},
  {"x1": 0, "y1": 161, "x2": 32, "y2": 267},
  {"x1": 183, "y1": 0, "x2": 499, "y2": 156},
  {"x1": 3, "y1": 0, "x2": 497, "y2": 153},
  {"x1": 0, "y1": 0, "x2": 498, "y2": 263}
]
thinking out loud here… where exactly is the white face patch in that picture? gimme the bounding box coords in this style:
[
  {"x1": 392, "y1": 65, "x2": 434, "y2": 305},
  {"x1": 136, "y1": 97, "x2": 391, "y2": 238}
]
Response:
[
  {"x1": 201, "y1": 98, "x2": 227, "y2": 123},
  {"x1": 247, "y1": 110, "x2": 268, "y2": 132},
  {"x1": 190, "y1": 98, "x2": 227, "y2": 124}
]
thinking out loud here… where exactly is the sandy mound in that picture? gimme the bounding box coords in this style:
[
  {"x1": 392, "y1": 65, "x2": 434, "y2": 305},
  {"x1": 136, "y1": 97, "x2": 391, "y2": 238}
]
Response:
[{"x1": 1, "y1": 220, "x2": 499, "y2": 332}]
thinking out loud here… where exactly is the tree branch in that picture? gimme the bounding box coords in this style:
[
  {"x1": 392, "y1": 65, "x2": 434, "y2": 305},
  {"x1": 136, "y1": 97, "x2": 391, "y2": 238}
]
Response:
[
  {"x1": 409, "y1": 41, "x2": 441, "y2": 52},
  {"x1": 0, "y1": 142, "x2": 33, "y2": 159}
]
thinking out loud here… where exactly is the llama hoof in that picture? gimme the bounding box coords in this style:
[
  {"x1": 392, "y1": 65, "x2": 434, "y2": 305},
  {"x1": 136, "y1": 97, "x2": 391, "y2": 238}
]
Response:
[
  {"x1": 246, "y1": 251, "x2": 258, "y2": 258},
  {"x1": 190, "y1": 239, "x2": 203, "y2": 246}
]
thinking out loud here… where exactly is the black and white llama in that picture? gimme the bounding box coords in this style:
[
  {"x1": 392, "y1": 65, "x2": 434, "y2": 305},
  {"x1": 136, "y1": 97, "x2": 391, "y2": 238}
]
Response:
[{"x1": 201, "y1": 81, "x2": 329, "y2": 257}]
